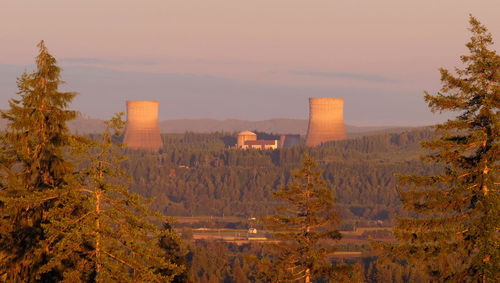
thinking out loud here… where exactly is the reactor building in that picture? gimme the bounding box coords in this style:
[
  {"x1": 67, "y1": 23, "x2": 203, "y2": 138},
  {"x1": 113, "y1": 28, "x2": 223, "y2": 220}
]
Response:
[
  {"x1": 123, "y1": 100, "x2": 163, "y2": 151},
  {"x1": 305, "y1": 97, "x2": 346, "y2": 147},
  {"x1": 236, "y1": 131, "x2": 258, "y2": 147}
]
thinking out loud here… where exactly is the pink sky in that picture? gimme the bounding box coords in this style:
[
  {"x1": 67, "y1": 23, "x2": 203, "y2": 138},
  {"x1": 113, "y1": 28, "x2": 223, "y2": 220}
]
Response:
[{"x1": 0, "y1": 1, "x2": 498, "y2": 124}]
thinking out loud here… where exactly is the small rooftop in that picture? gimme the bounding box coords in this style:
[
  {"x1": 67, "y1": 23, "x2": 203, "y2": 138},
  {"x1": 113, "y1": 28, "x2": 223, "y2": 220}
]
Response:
[{"x1": 238, "y1": 131, "x2": 257, "y2": 136}]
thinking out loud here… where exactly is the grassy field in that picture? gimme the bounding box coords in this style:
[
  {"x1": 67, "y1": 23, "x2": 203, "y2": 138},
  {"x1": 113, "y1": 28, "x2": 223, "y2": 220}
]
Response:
[
  {"x1": 188, "y1": 227, "x2": 393, "y2": 242},
  {"x1": 175, "y1": 215, "x2": 393, "y2": 259}
]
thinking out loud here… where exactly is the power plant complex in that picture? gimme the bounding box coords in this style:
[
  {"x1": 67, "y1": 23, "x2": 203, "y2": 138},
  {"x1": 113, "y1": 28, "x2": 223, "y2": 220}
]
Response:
[
  {"x1": 236, "y1": 131, "x2": 279, "y2": 149},
  {"x1": 305, "y1": 97, "x2": 346, "y2": 147},
  {"x1": 123, "y1": 100, "x2": 163, "y2": 151},
  {"x1": 122, "y1": 97, "x2": 345, "y2": 150},
  {"x1": 233, "y1": 97, "x2": 345, "y2": 149},
  {"x1": 235, "y1": 132, "x2": 301, "y2": 150}
]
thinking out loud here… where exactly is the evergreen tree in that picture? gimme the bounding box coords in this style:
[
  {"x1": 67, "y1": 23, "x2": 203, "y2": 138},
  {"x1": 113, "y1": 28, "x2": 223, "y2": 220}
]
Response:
[
  {"x1": 0, "y1": 40, "x2": 78, "y2": 282},
  {"x1": 158, "y1": 222, "x2": 191, "y2": 282},
  {"x1": 36, "y1": 115, "x2": 185, "y2": 282},
  {"x1": 261, "y1": 156, "x2": 347, "y2": 282},
  {"x1": 392, "y1": 16, "x2": 499, "y2": 282}
]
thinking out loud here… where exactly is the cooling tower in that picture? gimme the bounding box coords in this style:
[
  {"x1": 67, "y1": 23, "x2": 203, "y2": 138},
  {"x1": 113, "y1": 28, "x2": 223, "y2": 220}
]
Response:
[
  {"x1": 123, "y1": 101, "x2": 163, "y2": 151},
  {"x1": 305, "y1": 98, "x2": 346, "y2": 147},
  {"x1": 279, "y1": 134, "x2": 301, "y2": 148}
]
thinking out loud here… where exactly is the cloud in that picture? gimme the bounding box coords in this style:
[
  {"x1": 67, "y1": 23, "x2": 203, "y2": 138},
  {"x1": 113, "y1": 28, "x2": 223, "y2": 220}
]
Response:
[
  {"x1": 61, "y1": 57, "x2": 156, "y2": 66},
  {"x1": 291, "y1": 70, "x2": 398, "y2": 83}
]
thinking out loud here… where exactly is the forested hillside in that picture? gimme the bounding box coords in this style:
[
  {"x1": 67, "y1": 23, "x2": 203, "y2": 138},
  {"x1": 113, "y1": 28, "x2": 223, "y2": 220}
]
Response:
[{"x1": 123, "y1": 128, "x2": 440, "y2": 224}]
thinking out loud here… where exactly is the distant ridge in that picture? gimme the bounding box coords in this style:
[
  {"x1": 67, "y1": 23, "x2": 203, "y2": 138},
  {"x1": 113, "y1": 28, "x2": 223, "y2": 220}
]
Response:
[
  {"x1": 159, "y1": 118, "x2": 309, "y2": 135},
  {"x1": 158, "y1": 118, "x2": 413, "y2": 137},
  {"x1": 0, "y1": 115, "x2": 414, "y2": 137},
  {"x1": 0, "y1": 115, "x2": 108, "y2": 135}
]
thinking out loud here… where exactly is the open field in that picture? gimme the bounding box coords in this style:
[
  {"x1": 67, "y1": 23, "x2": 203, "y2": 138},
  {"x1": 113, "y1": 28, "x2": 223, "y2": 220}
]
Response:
[
  {"x1": 176, "y1": 216, "x2": 394, "y2": 243},
  {"x1": 187, "y1": 226, "x2": 393, "y2": 243}
]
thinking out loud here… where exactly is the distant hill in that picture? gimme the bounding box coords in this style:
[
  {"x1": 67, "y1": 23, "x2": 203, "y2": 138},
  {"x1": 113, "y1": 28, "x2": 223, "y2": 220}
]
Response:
[
  {"x1": 159, "y1": 118, "x2": 308, "y2": 134},
  {"x1": 159, "y1": 118, "x2": 414, "y2": 138},
  {"x1": 69, "y1": 116, "x2": 107, "y2": 134},
  {"x1": 0, "y1": 114, "x2": 107, "y2": 135},
  {"x1": 0, "y1": 115, "x2": 414, "y2": 137}
]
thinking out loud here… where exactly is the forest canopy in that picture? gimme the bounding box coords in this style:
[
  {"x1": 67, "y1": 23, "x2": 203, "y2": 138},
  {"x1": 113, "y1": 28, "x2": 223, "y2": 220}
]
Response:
[{"x1": 123, "y1": 128, "x2": 440, "y2": 225}]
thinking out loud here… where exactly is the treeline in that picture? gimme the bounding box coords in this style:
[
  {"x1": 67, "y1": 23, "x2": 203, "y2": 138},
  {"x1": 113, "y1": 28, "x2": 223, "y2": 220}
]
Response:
[
  {"x1": 123, "y1": 129, "x2": 439, "y2": 223},
  {"x1": 183, "y1": 240, "x2": 431, "y2": 283}
]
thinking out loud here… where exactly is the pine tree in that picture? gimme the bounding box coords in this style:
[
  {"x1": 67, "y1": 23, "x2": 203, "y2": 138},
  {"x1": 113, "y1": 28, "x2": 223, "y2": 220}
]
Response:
[
  {"x1": 158, "y1": 222, "x2": 191, "y2": 282},
  {"x1": 261, "y1": 156, "x2": 347, "y2": 282},
  {"x1": 0, "y1": 40, "x2": 78, "y2": 282},
  {"x1": 392, "y1": 16, "x2": 499, "y2": 282},
  {"x1": 35, "y1": 114, "x2": 185, "y2": 282}
]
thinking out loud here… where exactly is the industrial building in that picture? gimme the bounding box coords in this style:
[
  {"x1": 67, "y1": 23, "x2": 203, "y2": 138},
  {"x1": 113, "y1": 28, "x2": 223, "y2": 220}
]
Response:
[
  {"x1": 236, "y1": 131, "x2": 257, "y2": 147},
  {"x1": 123, "y1": 100, "x2": 163, "y2": 151},
  {"x1": 236, "y1": 131, "x2": 279, "y2": 150},
  {"x1": 305, "y1": 97, "x2": 346, "y2": 147},
  {"x1": 236, "y1": 131, "x2": 299, "y2": 150},
  {"x1": 243, "y1": 139, "x2": 279, "y2": 150}
]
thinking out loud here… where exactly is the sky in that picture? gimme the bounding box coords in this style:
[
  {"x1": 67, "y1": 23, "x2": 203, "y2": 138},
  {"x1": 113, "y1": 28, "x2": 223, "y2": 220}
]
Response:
[{"x1": 0, "y1": 0, "x2": 498, "y2": 125}]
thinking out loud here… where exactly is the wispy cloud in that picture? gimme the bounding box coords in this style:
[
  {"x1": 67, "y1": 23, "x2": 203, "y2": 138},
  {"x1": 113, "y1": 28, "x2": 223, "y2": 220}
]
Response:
[
  {"x1": 291, "y1": 71, "x2": 398, "y2": 83},
  {"x1": 61, "y1": 57, "x2": 156, "y2": 66}
]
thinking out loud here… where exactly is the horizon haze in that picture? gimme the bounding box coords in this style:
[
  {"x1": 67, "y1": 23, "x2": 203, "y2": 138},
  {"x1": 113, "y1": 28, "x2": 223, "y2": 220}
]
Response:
[{"x1": 1, "y1": 1, "x2": 498, "y2": 126}]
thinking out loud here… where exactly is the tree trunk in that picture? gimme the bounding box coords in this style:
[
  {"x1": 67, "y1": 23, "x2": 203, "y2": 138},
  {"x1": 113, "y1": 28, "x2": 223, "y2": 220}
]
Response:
[
  {"x1": 95, "y1": 190, "x2": 102, "y2": 274},
  {"x1": 305, "y1": 268, "x2": 311, "y2": 283}
]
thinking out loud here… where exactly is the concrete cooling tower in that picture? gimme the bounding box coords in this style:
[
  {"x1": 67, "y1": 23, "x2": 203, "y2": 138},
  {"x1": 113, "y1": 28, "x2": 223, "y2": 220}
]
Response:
[
  {"x1": 279, "y1": 134, "x2": 301, "y2": 148},
  {"x1": 305, "y1": 98, "x2": 346, "y2": 147},
  {"x1": 123, "y1": 101, "x2": 163, "y2": 151}
]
